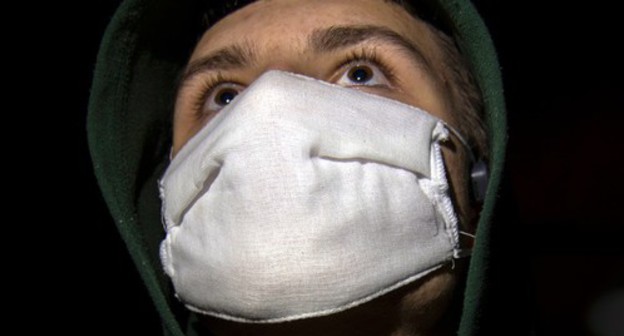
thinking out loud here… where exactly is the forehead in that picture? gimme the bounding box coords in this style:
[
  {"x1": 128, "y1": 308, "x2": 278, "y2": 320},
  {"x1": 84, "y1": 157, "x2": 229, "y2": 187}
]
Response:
[{"x1": 190, "y1": 0, "x2": 436, "y2": 62}]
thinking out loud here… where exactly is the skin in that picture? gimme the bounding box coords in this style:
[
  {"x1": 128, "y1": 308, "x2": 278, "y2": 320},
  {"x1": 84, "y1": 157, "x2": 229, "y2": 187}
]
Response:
[{"x1": 173, "y1": 0, "x2": 478, "y2": 335}]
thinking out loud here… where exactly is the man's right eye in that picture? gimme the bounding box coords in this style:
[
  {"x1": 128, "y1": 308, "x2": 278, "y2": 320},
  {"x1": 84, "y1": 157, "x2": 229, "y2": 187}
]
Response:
[
  {"x1": 203, "y1": 83, "x2": 245, "y2": 113},
  {"x1": 335, "y1": 62, "x2": 392, "y2": 89}
]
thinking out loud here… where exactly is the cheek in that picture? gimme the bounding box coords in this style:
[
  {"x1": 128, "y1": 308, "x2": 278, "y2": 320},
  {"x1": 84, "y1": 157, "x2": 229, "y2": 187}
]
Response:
[
  {"x1": 172, "y1": 110, "x2": 204, "y2": 157},
  {"x1": 441, "y1": 144, "x2": 474, "y2": 231},
  {"x1": 394, "y1": 67, "x2": 454, "y2": 125},
  {"x1": 398, "y1": 267, "x2": 459, "y2": 332},
  {"x1": 172, "y1": 89, "x2": 215, "y2": 157},
  {"x1": 172, "y1": 114, "x2": 191, "y2": 156}
]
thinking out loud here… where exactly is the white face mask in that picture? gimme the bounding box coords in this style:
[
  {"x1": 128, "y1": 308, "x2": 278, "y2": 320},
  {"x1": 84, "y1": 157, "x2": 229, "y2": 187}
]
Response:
[{"x1": 159, "y1": 70, "x2": 470, "y2": 323}]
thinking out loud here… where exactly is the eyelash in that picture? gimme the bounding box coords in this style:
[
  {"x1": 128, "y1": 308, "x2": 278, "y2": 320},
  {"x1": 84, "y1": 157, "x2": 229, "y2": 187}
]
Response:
[
  {"x1": 189, "y1": 48, "x2": 397, "y2": 117},
  {"x1": 190, "y1": 72, "x2": 234, "y2": 118},
  {"x1": 336, "y1": 48, "x2": 397, "y2": 84}
]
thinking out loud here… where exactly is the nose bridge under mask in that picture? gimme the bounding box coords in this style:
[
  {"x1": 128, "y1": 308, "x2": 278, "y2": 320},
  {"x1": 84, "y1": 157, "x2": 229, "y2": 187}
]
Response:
[
  {"x1": 162, "y1": 71, "x2": 440, "y2": 229},
  {"x1": 158, "y1": 70, "x2": 471, "y2": 323}
]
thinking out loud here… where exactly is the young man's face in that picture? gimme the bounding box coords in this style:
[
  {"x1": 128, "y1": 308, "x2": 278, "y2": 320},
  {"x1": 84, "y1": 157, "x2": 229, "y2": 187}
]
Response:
[{"x1": 173, "y1": 0, "x2": 476, "y2": 334}]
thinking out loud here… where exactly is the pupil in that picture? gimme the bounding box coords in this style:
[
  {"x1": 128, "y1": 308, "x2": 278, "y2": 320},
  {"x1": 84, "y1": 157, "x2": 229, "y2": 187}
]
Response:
[
  {"x1": 218, "y1": 89, "x2": 237, "y2": 105},
  {"x1": 350, "y1": 66, "x2": 371, "y2": 83}
]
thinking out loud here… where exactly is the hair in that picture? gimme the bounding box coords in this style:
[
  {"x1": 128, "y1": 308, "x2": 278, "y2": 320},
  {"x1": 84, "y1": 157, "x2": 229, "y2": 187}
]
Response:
[
  {"x1": 200, "y1": 0, "x2": 489, "y2": 161},
  {"x1": 428, "y1": 26, "x2": 488, "y2": 162},
  {"x1": 388, "y1": 0, "x2": 488, "y2": 161}
]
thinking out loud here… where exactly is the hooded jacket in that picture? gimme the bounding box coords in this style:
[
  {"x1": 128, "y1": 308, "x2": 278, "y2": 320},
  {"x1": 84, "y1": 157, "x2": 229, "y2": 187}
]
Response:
[{"x1": 88, "y1": 1, "x2": 523, "y2": 335}]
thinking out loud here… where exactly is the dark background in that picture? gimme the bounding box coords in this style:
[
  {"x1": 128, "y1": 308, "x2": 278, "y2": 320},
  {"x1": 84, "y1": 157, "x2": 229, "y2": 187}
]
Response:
[{"x1": 32, "y1": 0, "x2": 622, "y2": 334}]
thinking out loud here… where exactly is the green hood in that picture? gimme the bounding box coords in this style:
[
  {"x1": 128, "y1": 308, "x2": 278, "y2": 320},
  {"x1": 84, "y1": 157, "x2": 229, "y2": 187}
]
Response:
[{"x1": 87, "y1": 1, "x2": 510, "y2": 335}]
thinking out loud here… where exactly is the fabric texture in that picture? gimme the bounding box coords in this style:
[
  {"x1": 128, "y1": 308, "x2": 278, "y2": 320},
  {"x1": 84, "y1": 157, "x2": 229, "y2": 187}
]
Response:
[
  {"x1": 160, "y1": 71, "x2": 464, "y2": 322},
  {"x1": 87, "y1": 0, "x2": 510, "y2": 335}
]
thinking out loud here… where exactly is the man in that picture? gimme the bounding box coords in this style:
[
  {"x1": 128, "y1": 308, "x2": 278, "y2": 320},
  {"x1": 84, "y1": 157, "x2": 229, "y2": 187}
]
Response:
[{"x1": 88, "y1": 0, "x2": 514, "y2": 335}]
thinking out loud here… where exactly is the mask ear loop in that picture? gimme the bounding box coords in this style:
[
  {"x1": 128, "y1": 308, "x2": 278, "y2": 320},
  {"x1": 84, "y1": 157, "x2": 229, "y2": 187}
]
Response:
[
  {"x1": 441, "y1": 122, "x2": 489, "y2": 203},
  {"x1": 452, "y1": 231, "x2": 476, "y2": 269},
  {"x1": 440, "y1": 123, "x2": 486, "y2": 262},
  {"x1": 459, "y1": 231, "x2": 476, "y2": 239},
  {"x1": 443, "y1": 122, "x2": 477, "y2": 163}
]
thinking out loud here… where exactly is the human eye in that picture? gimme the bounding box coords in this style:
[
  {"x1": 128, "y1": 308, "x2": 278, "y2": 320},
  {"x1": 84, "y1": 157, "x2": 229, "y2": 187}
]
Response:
[
  {"x1": 334, "y1": 49, "x2": 395, "y2": 89},
  {"x1": 336, "y1": 63, "x2": 390, "y2": 88},
  {"x1": 201, "y1": 82, "x2": 245, "y2": 113},
  {"x1": 187, "y1": 73, "x2": 246, "y2": 119}
]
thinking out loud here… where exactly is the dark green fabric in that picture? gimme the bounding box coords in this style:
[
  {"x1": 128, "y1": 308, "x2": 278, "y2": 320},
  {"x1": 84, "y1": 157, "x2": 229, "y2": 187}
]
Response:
[
  {"x1": 432, "y1": 2, "x2": 507, "y2": 335},
  {"x1": 87, "y1": 1, "x2": 507, "y2": 335},
  {"x1": 88, "y1": 1, "x2": 201, "y2": 334}
]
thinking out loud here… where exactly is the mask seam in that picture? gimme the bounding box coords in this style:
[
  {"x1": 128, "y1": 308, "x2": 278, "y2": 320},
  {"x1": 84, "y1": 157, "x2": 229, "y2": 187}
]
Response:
[
  {"x1": 432, "y1": 124, "x2": 462, "y2": 258},
  {"x1": 180, "y1": 262, "x2": 450, "y2": 323}
]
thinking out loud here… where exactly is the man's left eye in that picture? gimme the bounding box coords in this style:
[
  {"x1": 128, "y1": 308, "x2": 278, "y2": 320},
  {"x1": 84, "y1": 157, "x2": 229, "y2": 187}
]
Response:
[{"x1": 336, "y1": 63, "x2": 391, "y2": 88}]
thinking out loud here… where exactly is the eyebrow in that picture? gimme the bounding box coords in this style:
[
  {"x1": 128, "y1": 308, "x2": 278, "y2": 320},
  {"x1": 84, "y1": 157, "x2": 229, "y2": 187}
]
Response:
[
  {"x1": 179, "y1": 25, "x2": 431, "y2": 86},
  {"x1": 309, "y1": 25, "x2": 432, "y2": 71},
  {"x1": 181, "y1": 42, "x2": 256, "y2": 84}
]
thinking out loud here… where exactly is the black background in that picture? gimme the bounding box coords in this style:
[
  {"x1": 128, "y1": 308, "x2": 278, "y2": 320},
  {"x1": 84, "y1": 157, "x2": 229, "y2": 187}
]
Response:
[{"x1": 25, "y1": 0, "x2": 622, "y2": 334}]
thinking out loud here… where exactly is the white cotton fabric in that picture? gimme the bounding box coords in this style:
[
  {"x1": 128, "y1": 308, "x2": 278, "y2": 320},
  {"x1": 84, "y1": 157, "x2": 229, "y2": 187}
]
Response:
[{"x1": 159, "y1": 70, "x2": 463, "y2": 323}]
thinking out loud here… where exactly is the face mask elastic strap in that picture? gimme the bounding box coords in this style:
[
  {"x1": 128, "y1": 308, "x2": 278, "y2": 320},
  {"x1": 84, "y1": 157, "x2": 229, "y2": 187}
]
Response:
[
  {"x1": 442, "y1": 122, "x2": 489, "y2": 203},
  {"x1": 459, "y1": 230, "x2": 476, "y2": 239},
  {"x1": 452, "y1": 230, "x2": 475, "y2": 262},
  {"x1": 450, "y1": 251, "x2": 472, "y2": 269},
  {"x1": 441, "y1": 122, "x2": 477, "y2": 164}
]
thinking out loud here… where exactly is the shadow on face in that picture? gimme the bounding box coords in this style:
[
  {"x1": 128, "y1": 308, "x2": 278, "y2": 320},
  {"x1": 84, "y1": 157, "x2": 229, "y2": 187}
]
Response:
[
  {"x1": 198, "y1": 262, "x2": 466, "y2": 336},
  {"x1": 173, "y1": 1, "x2": 476, "y2": 335}
]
